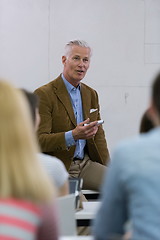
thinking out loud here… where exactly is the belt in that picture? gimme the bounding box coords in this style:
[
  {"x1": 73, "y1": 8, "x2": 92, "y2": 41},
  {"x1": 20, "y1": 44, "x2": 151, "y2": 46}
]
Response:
[{"x1": 73, "y1": 157, "x2": 84, "y2": 161}]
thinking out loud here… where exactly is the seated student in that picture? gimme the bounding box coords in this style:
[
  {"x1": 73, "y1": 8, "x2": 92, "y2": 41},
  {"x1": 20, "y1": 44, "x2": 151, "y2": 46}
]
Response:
[
  {"x1": 123, "y1": 109, "x2": 155, "y2": 239},
  {"x1": 0, "y1": 80, "x2": 58, "y2": 240},
  {"x1": 93, "y1": 72, "x2": 160, "y2": 240},
  {"x1": 21, "y1": 89, "x2": 69, "y2": 196}
]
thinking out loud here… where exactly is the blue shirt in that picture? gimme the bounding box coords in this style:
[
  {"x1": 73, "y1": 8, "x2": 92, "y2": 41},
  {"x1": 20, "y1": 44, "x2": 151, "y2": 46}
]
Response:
[
  {"x1": 93, "y1": 127, "x2": 160, "y2": 240},
  {"x1": 62, "y1": 74, "x2": 86, "y2": 159}
]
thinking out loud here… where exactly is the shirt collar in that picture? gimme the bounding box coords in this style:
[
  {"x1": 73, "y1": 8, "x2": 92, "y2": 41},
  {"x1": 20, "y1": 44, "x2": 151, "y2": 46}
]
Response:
[{"x1": 61, "y1": 73, "x2": 81, "y2": 93}]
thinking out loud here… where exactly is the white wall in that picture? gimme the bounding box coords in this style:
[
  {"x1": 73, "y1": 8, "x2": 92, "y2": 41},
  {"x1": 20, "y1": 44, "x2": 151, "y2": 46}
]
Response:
[
  {"x1": 1, "y1": 0, "x2": 160, "y2": 152},
  {"x1": 0, "y1": 0, "x2": 50, "y2": 89}
]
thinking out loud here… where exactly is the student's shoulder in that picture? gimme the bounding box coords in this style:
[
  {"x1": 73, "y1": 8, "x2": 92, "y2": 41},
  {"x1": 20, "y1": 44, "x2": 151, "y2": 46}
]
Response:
[
  {"x1": 38, "y1": 153, "x2": 68, "y2": 173},
  {"x1": 116, "y1": 130, "x2": 157, "y2": 152},
  {"x1": 111, "y1": 133, "x2": 151, "y2": 168}
]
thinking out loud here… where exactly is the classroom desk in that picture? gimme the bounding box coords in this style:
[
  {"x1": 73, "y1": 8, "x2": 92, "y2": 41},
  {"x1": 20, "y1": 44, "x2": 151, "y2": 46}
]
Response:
[
  {"x1": 75, "y1": 201, "x2": 100, "y2": 226},
  {"x1": 82, "y1": 190, "x2": 99, "y2": 200}
]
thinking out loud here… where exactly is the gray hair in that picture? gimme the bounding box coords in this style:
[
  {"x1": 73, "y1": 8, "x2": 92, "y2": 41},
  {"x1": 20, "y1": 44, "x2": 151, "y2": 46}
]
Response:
[{"x1": 64, "y1": 40, "x2": 92, "y2": 57}]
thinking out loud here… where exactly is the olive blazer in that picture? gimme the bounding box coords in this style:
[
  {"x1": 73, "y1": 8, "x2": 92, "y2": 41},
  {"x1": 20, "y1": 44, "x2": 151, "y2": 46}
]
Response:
[{"x1": 34, "y1": 75, "x2": 110, "y2": 170}]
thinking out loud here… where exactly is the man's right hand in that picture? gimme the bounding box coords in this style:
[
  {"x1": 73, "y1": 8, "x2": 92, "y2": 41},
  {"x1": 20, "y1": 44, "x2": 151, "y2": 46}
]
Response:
[{"x1": 72, "y1": 118, "x2": 99, "y2": 140}]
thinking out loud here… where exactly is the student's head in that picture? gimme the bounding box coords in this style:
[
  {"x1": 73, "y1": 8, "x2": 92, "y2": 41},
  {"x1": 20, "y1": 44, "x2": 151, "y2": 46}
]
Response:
[
  {"x1": 21, "y1": 89, "x2": 40, "y2": 131},
  {"x1": 149, "y1": 72, "x2": 160, "y2": 126},
  {"x1": 62, "y1": 40, "x2": 91, "y2": 87},
  {"x1": 0, "y1": 80, "x2": 54, "y2": 202},
  {"x1": 139, "y1": 109, "x2": 154, "y2": 133}
]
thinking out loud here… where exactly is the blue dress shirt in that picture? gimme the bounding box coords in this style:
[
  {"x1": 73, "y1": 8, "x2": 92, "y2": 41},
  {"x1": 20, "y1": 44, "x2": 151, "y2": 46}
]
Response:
[{"x1": 62, "y1": 74, "x2": 86, "y2": 159}]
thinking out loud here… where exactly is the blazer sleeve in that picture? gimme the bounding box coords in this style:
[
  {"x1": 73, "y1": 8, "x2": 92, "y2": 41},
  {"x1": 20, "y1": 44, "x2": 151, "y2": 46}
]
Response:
[{"x1": 34, "y1": 87, "x2": 67, "y2": 153}]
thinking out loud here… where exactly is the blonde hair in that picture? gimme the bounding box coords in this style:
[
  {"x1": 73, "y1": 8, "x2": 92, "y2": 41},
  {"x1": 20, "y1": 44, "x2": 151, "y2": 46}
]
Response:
[{"x1": 0, "y1": 80, "x2": 55, "y2": 203}]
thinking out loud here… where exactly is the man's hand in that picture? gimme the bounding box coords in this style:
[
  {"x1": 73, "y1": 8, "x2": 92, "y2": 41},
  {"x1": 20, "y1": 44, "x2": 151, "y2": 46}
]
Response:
[{"x1": 72, "y1": 118, "x2": 99, "y2": 140}]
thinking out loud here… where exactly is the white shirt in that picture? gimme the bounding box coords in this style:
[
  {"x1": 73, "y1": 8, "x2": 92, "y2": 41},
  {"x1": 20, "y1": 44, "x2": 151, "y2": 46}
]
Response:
[{"x1": 38, "y1": 153, "x2": 69, "y2": 188}]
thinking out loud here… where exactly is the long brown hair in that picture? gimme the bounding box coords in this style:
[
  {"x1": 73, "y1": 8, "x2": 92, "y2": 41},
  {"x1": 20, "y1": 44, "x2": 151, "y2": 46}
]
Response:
[{"x1": 0, "y1": 80, "x2": 55, "y2": 203}]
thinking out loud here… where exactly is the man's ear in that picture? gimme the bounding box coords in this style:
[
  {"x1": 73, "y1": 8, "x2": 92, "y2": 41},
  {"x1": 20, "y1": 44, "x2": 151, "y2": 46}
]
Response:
[
  {"x1": 148, "y1": 103, "x2": 159, "y2": 126},
  {"x1": 148, "y1": 104, "x2": 154, "y2": 119},
  {"x1": 62, "y1": 56, "x2": 66, "y2": 65}
]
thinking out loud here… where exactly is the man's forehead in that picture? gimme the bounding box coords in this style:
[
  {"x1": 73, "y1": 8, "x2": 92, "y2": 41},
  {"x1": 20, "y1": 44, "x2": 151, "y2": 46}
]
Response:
[{"x1": 70, "y1": 46, "x2": 91, "y2": 57}]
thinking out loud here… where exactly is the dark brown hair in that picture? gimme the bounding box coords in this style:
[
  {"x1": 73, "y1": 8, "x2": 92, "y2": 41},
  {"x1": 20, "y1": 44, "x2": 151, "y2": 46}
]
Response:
[
  {"x1": 152, "y1": 72, "x2": 160, "y2": 116},
  {"x1": 21, "y1": 89, "x2": 39, "y2": 124},
  {"x1": 139, "y1": 110, "x2": 154, "y2": 133}
]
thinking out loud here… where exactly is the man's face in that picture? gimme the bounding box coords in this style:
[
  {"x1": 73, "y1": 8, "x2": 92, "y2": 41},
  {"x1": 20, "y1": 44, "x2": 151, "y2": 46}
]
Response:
[{"x1": 62, "y1": 45, "x2": 91, "y2": 87}]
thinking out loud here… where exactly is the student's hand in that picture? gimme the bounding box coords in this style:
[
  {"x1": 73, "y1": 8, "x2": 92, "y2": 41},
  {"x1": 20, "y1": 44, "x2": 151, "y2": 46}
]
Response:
[{"x1": 72, "y1": 118, "x2": 99, "y2": 140}]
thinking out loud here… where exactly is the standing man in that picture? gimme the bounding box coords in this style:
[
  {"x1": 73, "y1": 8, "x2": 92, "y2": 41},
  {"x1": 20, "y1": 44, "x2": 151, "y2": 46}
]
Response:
[{"x1": 34, "y1": 40, "x2": 110, "y2": 191}]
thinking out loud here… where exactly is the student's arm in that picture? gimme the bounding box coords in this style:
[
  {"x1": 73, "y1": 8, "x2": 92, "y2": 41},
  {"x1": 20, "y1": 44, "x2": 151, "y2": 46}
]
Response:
[{"x1": 58, "y1": 180, "x2": 69, "y2": 197}]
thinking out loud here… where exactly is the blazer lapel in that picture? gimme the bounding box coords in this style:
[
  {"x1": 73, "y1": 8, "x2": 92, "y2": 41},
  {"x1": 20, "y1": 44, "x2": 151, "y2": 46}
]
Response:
[
  {"x1": 53, "y1": 77, "x2": 77, "y2": 126},
  {"x1": 81, "y1": 83, "x2": 91, "y2": 120}
]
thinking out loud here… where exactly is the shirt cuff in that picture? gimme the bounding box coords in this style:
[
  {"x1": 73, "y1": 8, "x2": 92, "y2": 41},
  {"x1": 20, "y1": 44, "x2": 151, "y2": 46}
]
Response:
[{"x1": 65, "y1": 131, "x2": 76, "y2": 147}]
